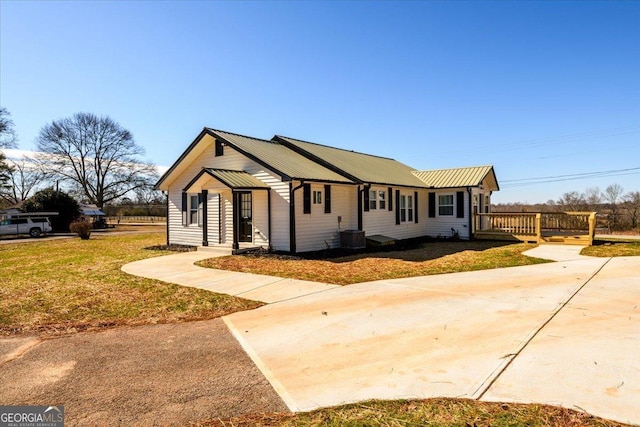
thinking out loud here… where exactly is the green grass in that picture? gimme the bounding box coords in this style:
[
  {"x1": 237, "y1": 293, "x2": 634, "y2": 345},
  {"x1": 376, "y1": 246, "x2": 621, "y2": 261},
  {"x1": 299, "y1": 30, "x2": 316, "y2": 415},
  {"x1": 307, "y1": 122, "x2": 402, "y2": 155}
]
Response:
[
  {"x1": 199, "y1": 241, "x2": 550, "y2": 285},
  {"x1": 198, "y1": 398, "x2": 629, "y2": 426},
  {"x1": 582, "y1": 240, "x2": 640, "y2": 257},
  {"x1": 0, "y1": 233, "x2": 261, "y2": 335}
]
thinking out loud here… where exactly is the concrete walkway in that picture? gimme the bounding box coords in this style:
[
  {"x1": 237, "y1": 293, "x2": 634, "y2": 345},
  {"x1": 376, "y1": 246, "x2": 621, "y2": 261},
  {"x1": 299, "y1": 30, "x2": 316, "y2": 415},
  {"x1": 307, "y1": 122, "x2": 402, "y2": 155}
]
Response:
[
  {"x1": 122, "y1": 249, "x2": 340, "y2": 304},
  {"x1": 122, "y1": 245, "x2": 640, "y2": 425}
]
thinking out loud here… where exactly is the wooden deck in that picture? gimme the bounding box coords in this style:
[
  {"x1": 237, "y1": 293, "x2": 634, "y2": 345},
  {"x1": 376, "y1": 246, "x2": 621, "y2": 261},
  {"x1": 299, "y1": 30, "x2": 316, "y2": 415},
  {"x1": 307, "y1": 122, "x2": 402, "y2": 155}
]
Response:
[{"x1": 474, "y1": 212, "x2": 596, "y2": 246}]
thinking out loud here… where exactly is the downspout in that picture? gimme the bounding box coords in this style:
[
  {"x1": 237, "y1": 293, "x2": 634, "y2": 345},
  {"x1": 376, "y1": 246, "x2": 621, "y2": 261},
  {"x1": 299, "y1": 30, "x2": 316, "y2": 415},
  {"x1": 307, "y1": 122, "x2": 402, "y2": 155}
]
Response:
[
  {"x1": 290, "y1": 181, "x2": 305, "y2": 253},
  {"x1": 165, "y1": 192, "x2": 169, "y2": 246},
  {"x1": 267, "y1": 189, "x2": 272, "y2": 251},
  {"x1": 467, "y1": 187, "x2": 473, "y2": 240},
  {"x1": 357, "y1": 185, "x2": 363, "y2": 231}
]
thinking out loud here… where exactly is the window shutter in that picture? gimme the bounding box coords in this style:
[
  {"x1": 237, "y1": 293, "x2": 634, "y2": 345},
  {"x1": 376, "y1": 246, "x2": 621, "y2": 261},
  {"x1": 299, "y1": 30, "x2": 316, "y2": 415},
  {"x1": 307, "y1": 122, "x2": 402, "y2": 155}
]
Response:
[
  {"x1": 395, "y1": 190, "x2": 401, "y2": 225},
  {"x1": 456, "y1": 191, "x2": 465, "y2": 218},
  {"x1": 197, "y1": 193, "x2": 203, "y2": 227},
  {"x1": 414, "y1": 191, "x2": 419, "y2": 223},
  {"x1": 363, "y1": 187, "x2": 370, "y2": 212},
  {"x1": 428, "y1": 192, "x2": 436, "y2": 218},
  {"x1": 303, "y1": 183, "x2": 311, "y2": 214},
  {"x1": 388, "y1": 187, "x2": 393, "y2": 211},
  {"x1": 181, "y1": 192, "x2": 188, "y2": 226},
  {"x1": 324, "y1": 185, "x2": 331, "y2": 213}
]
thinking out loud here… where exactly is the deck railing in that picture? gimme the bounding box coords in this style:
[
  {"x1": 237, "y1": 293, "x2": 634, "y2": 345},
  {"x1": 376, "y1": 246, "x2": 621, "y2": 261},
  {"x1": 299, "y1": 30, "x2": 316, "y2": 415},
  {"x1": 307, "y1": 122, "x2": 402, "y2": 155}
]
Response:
[{"x1": 474, "y1": 212, "x2": 596, "y2": 245}]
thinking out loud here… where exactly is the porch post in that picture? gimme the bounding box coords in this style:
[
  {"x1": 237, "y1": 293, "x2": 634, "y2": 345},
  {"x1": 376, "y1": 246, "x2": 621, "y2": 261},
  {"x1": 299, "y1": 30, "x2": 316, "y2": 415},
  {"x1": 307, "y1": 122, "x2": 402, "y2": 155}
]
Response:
[
  {"x1": 232, "y1": 191, "x2": 239, "y2": 251},
  {"x1": 202, "y1": 190, "x2": 208, "y2": 246}
]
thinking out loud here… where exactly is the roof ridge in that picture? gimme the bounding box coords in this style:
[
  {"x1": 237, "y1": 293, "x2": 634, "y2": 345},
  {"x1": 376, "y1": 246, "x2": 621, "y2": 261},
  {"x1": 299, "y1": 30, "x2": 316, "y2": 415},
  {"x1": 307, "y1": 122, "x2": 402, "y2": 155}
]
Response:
[
  {"x1": 206, "y1": 127, "x2": 279, "y2": 145},
  {"x1": 275, "y1": 135, "x2": 398, "y2": 161}
]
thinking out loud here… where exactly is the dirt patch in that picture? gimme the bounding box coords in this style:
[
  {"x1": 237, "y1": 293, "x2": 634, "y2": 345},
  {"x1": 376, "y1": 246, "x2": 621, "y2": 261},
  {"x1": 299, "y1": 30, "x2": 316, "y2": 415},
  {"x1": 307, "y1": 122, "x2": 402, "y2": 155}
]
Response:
[
  {"x1": 145, "y1": 243, "x2": 197, "y2": 252},
  {"x1": 0, "y1": 319, "x2": 287, "y2": 426}
]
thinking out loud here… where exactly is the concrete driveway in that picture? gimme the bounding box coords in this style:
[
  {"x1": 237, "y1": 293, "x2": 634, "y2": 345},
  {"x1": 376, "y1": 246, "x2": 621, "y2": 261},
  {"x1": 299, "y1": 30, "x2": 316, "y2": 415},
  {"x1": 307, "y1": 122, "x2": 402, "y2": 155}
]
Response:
[{"x1": 223, "y1": 250, "x2": 640, "y2": 425}]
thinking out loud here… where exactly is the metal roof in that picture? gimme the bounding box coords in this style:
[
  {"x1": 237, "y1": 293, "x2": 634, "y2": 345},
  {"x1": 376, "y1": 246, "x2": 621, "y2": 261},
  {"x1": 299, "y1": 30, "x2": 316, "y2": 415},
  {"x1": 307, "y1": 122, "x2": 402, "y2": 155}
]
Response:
[
  {"x1": 412, "y1": 166, "x2": 499, "y2": 190},
  {"x1": 208, "y1": 129, "x2": 354, "y2": 184},
  {"x1": 273, "y1": 135, "x2": 428, "y2": 188},
  {"x1": 203, "y1": 168, "x2": 270, "y2": 189}
]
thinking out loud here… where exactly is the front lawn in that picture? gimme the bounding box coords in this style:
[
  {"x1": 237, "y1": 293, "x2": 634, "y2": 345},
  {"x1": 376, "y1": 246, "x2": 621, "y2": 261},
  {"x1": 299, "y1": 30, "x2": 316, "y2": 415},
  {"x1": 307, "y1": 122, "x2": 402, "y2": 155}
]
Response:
[
  {"x1": 198, "y1": 241, "x2": 549, "y2": 285},
  {"x1": 199, "y1": 398, "x2": 628, "y2": 427},
  {"x1": 0, "y1": 233, "x2": 261, "y2": 335},
  {"x1": 582, "y1": 240, "x2": 640, "y2": 257}
]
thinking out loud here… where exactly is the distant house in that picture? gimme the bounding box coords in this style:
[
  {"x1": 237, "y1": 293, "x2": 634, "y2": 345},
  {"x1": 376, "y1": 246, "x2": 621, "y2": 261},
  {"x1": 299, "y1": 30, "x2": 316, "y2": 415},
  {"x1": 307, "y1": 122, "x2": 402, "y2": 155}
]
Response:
[{"x1": 155, "y1": 128, "x2": 499, "y2": 253}]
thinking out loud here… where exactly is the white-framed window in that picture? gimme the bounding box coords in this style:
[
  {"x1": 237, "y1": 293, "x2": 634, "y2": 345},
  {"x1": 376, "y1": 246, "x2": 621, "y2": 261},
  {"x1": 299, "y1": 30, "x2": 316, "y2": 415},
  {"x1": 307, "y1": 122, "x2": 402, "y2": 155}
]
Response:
[
  {"x1": 378, "y1": 190, "x2": 386, "y2": 210},
  {"x1": 313, "y1": 190, "x2": 322, "y2": 204},
  {"x1": 369, "y1": 189, "x2": 377, "y2": 210},
  {"x1": 187, "y1": 194, "x2": 203, "y2": 226},
  {"x1": 438, "y1": 194, "x2": 454, "y2": 216},
  {"x1": 400, "y1": 194, "x2": 414, "y2": 222}
]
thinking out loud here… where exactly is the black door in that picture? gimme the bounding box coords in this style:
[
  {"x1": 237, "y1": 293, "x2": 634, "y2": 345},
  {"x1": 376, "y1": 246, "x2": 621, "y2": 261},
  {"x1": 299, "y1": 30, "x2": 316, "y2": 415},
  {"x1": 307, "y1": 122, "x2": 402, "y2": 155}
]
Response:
[{"x1": 237, "y1": 192, "x2": 252, "y2": 242}]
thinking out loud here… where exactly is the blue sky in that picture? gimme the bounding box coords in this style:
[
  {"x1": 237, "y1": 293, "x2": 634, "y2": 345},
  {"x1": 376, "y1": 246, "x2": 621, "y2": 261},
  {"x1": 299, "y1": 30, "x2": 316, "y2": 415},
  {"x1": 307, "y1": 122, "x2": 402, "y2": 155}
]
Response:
[{"x1": 1, "y1": 1, "x2": 638, "y2": 203}]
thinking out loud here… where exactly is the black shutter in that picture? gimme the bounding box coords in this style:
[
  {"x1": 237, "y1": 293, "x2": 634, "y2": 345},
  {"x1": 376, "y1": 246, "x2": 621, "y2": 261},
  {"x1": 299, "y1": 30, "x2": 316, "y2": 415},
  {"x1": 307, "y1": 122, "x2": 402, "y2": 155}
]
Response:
[
  {"x1": 363, "y1": 187, "x2": 370, "y2": 212},
  {"x1": 181, "y1": 192, "x2": 188, "y2": 226},
  {"x1": 414, "y1": 191, "x2": 418, "y2": 223},
  {"x1": 456, "y1": 191, "x2": 465, "y2": 218},
  {"x1": 324, "y1": 185, "x2": 331, "y2": 213},
  {"x1": 395, "y1": 189, "x2": 401, "y2": 225},
  {"x1": 197, "y1": 193, "x2": 203, "y2": 226},
  {"x1": 388, "y1": 187, "x2": 393, "y2": 211},
  {"x1": 303, "y1": 183, "x2": 311, "y2": 214},
  {"x1": 428, "y1": 192, "x2": 436, "y2": 218}
]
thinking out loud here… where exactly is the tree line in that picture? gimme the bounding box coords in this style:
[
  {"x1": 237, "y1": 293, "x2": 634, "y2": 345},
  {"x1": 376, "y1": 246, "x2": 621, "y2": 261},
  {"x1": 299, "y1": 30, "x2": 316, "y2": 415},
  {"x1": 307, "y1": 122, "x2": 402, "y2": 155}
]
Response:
[
  {"x1": 0, "y1": 108, "x2": 161, "y2": 215},
  {"x1": 494, "y1": 184, "x2": 640, "y2": 231}
]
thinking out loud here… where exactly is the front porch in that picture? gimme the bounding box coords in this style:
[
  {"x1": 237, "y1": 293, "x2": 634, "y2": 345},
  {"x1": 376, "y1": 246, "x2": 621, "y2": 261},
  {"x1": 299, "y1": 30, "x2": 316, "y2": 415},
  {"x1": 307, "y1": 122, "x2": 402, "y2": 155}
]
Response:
[{"x1": 474, "y1": 212, "x2": 597, "y2": 245}]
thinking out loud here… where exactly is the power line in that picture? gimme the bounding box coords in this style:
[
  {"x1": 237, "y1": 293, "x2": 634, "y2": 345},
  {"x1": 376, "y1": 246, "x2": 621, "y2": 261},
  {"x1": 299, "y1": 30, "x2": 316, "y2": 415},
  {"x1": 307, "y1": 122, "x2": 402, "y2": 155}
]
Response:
[{"x1": 501, "y1": 166, "x2": 640, "y2": 188}]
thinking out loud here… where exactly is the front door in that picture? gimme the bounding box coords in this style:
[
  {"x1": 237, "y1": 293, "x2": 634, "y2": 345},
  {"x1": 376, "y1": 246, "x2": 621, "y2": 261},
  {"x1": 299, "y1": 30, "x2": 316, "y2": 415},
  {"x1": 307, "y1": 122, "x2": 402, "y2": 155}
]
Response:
[{"x1": 237, "y1": 192, "x2": 252, "y2": 242}]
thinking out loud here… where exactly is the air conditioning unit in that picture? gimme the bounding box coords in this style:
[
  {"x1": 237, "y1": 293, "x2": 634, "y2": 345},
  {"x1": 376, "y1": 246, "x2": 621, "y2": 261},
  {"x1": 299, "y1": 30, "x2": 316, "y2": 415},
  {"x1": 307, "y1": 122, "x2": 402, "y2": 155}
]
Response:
[{"x1": 340, "y1": 230, "x2": 366, "y2": 249}]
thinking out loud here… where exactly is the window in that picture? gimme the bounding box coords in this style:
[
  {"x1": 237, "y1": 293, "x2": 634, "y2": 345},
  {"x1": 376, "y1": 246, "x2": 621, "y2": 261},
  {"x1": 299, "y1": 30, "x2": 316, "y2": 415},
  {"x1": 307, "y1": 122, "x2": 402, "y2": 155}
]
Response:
[
  {"x1": 189, "y1": 194, "x2": 199, "y2": 225},
  {"x1": 313, "y1": 190, "x2": 322, "y2": 204},
  {"x1": 438, "y1": 194, "x2": 454, "y2": 216},
  {"x1": 378, "y1": 191, "x2": 386, "y2": 210},
  {"x1": 369, "y1": 189, "x2": 377, "y2": 210},
  {"x1": 399, "y1": 194, "x2": 413, "y2": 222}
]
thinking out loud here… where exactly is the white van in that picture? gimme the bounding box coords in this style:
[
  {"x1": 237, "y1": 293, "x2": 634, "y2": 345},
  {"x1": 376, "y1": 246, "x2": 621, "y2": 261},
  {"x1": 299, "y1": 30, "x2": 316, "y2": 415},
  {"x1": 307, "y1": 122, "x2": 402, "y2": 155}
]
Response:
[{"x1": 0, "y1": 217, "x2": 53, "y2": 237}]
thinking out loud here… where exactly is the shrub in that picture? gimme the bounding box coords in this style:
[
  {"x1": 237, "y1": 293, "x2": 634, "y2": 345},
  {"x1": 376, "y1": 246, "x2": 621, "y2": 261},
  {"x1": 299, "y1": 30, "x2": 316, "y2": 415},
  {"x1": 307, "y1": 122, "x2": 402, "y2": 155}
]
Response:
[
  {"x1": 70, "y1": 220, "x2": 92, "y2": 240},
  {"x1": 23, "y1": 188, "x2": 81, "y2": 231}
]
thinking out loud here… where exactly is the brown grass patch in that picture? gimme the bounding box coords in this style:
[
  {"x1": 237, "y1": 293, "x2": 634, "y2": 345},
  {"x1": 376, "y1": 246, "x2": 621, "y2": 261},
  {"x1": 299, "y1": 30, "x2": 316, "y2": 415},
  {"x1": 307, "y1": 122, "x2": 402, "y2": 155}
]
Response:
[
  {"x1": 199, "y1": 241, "x2": 548, "y2": 285},
  {"x1": 195, "y1": 398, "x2": 629, "y2": 426}
]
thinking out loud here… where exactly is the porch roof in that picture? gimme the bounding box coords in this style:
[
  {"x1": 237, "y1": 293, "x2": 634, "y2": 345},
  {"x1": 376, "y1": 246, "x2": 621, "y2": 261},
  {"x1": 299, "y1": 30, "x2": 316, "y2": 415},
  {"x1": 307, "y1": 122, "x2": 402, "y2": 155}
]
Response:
[{"x1": 184, "y1": 168, "x2": 270, "y2": 191}]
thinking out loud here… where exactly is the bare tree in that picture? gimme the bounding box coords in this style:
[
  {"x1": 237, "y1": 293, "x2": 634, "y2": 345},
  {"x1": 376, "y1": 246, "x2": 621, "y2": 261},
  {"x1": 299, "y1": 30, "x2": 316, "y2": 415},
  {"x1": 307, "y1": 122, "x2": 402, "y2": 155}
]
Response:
[
  {"x1": 0, "y1": 108, "x2": 18, "y2": 200},
  {"x1": 603, "y1": 184, "x2": 624, "y2": 229},
  {"x1": 35, "y1": 113, "x2": 158, "y2": 208},
  {"x1": 557, "y1": 191, "x2": 585, "y2": 211},
  {"x1": 583, "y1": 187, "x2": 602, "y2": 209},
  {"x1": 0, "y1": 107, "x2": 17, "y2": 149},
  {"x1": 0, "y1": 157, "x2": 46, "y2": 204},
  {"x1": 623, "y1": 191, "x2": 640, "y2": 229}
]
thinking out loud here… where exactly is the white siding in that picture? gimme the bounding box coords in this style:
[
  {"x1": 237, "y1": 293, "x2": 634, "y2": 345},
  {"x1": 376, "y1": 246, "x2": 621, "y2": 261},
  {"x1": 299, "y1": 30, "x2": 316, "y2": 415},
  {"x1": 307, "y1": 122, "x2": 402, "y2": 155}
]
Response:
[
  {"x1": 294, "y1": 182, "x2": 357, "y2": 253},
  {"x1": 425, "y1": 189, "x2": 471, "y2": 239},
  {"x1": 167, "y1": 143, "x2": 289, "y2": 249},
  {"x1": 207, "y1": 193, "x2": 220, "y2": 244},
  {"x1": 363, "y1": 186, "x2": 428, "y2": 240}
]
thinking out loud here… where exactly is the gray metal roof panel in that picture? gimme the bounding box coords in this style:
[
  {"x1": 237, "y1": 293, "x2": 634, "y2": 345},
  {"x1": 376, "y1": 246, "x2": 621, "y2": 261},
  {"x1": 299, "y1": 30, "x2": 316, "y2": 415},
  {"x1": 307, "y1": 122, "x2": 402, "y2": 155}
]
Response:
[
  {"x1": 208, "y1": 129, "x2": 354, "y2": 184},
  {"x1": 274, "y1": 135, "x2": 428, "y2": 187},
  {"x1": 204, "y1": 169, "x2": 270, "y2": 189},
  {"x1": 412, "y1": 166, "x2": 498, "y2": 190}
]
